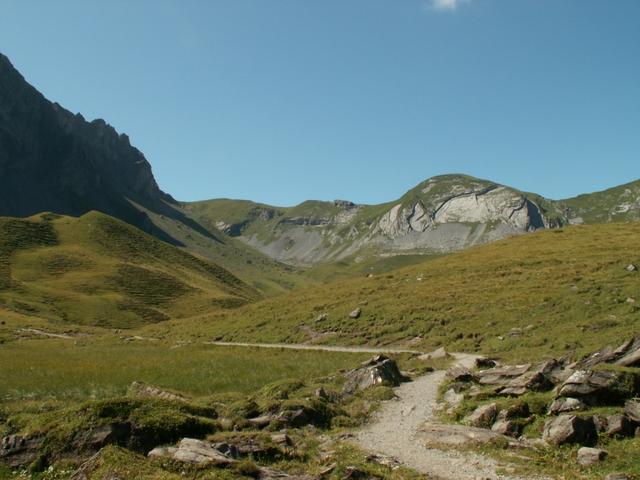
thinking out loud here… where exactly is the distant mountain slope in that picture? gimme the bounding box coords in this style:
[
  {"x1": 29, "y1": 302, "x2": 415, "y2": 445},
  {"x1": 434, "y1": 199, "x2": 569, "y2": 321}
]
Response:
[
  {"x1": 0, "y1": 211, "x2": 259, "y2": 328},
  {"x1": 185, "y1": 175, "x2": 640, "y2": 267},
  {"x1": 167, "y1": 221, "x2": 640, "y2": 361},
  {"x1": 184, "y1": 174, "x2": 558, "y2": 266},
  {"x1": 562, "y1": 179, "x2": 640, "y2": 224}
]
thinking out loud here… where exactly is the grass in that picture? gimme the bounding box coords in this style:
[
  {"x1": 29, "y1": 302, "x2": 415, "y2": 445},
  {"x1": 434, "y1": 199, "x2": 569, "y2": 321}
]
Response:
[
  {"x1": 156, "y1": 221, "x2": 640, "y2": 363},
  {"x1": 0, "y1": 212, "x2": 259, "y2": 328},
  {"x1": 0, "y1": 339, "x2": 370, "y2": 401}
]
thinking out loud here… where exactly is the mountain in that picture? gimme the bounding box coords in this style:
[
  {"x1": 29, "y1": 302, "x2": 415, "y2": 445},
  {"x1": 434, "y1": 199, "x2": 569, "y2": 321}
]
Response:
[
  {"x1": 0, "y1": 52, "x2": 311, "y2": 295},
  {"x1": 184, "y1": 175, "x2": 640, "y2": 267},
  {"x1": 183, "y1": 175, "x2": 554, "y2": 266},
  {"x1": 0, "y1": 211, "x2": 259, "y2": 328}
]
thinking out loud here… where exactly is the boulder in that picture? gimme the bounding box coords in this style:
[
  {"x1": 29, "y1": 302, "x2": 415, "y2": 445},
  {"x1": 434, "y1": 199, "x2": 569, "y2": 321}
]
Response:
[
  {"x1": 149, "y1": 438, "x2": 235, "y2": 466},
  {"x1": 577, "y1": 447, "x2": 607, "y2": 467},
  {"x1": 557, "y1": 370, "x2": 637, "y2": 404},
  {"x1": 499, "y1": 371, "x2": 553, "y2": 396},
  {"x1": 465, "y1": 403, "x2": 498, "y2": 428},
  {"x1": 548, "y1": 397, "x2": 587, "y2": 415},
  {"x1": 624, "y1": 400, "x2": 640, "y2": 423},
  {"x1": 443, "y1": 388, "x2": 464, "y2": 409},
  {"x1": 542, "y1": 415, "x2": 597, "y2": 446},
  {"x1": 626, "y1": 264, "x2": 638, "y2": 272},
  {"x1": 342, "y1": 355, "x2": 403, "y2": 395},
  {"x1": 349, "y1": 308, "x2": 361, "y2": 319},
  {"x1": 0, "y1": 434, "x2": 43, "y2": 468},
  {"x1": 605, "y1": 474, "x2": 633, "y2": 480},
  {"x1": 603, "y1": 414, "x2": 636, "y2": 437},
  {"x1": 491, "y1": 419, "x2": 520, "y2": 437}
]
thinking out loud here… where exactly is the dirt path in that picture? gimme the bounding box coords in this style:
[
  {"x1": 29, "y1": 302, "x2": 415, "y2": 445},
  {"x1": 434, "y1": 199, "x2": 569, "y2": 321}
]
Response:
[
  {"x1": 355, "y1": 353, "x2": 535, "y2": 480},
  {"x1": 205, "y1": 341, "x2": 422, "y2": 355}
]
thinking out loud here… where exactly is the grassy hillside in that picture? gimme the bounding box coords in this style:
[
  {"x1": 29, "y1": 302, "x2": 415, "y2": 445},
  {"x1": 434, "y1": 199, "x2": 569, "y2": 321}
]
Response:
[
  {"x1": 156, "y1": 222, "x2": 640, "y2": 361},
  {"x1": 0, "y1": 211, "x2": 259, "y2": 328},
  {"x1": 561, "y1": 179, "x2": 640, "y2": 224}
]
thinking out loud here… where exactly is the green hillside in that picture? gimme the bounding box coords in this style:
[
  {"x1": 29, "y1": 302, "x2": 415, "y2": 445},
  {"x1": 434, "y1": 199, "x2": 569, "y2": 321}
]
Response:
[
  {"x1": 158, "y1": 222, "x2": 640, "y2": 361},
  {"x1": 0, "y1": 211, "x2": 259, "y2": 328},
  {"x1": 562, "y1": 178, "x2": 640, "y2": 224}
]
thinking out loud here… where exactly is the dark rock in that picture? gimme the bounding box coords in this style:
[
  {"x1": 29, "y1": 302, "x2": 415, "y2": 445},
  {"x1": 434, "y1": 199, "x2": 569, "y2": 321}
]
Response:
[
  {"x1": 342, "y1": 356, "x2": 403, "y2": 395},
  {"x1": 542, "y1": 415, "x2": 597, "y2": 446},
  {"x1": 577, "y1": 447, "x2": 607, "y2": 467},
  {"x1": 0, "y1": 434, "x2": 44, "y2": 468},
  {"x1": 446, "y1": 366, "x2": 476, "y2": 382},
  {"x1": 475, "y1": 357, "x2": 498, "y2": 369}
]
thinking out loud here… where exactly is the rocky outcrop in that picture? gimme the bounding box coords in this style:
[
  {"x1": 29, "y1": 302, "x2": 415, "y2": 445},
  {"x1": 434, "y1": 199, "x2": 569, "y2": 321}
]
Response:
[
  {"x1": 342, "y1": 355, "x2": 404, "y2": 395},
  {"x1": 0, "y1": 52, "x2": 213, "y2": 246}
]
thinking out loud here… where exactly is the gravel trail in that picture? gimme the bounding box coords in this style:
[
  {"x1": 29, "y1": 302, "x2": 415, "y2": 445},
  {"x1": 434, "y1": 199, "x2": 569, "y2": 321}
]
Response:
[
  {"x1": 205, "y1": 341, "x2": 422, "y2": 354},
  {"x1": 355, "y1": 353, "x2": 536, "y2": 480}
]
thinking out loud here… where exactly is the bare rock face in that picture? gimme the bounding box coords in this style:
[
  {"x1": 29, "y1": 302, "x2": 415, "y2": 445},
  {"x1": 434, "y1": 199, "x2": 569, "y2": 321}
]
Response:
[
  {"x1": 0, "y1": 53, "x2": 193, "y2": 242},
  {"x1": 577, "y1": 447, "x2": 607, "y2": 467},
  {"x1": 542, "y1": 415, "x2": 597, "y2": 446},
  {"x1": 0, "y1": 434, "x2": 43, "y2": 468},
  {"x1": 342, "y1": 355, "x2": 403, "y2": 395}
]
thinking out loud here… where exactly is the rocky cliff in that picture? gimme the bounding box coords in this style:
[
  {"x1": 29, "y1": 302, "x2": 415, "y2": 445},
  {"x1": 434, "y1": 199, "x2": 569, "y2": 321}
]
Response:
[{"x1": 0, "y1": 52, "x2": 200, "y2": 244}]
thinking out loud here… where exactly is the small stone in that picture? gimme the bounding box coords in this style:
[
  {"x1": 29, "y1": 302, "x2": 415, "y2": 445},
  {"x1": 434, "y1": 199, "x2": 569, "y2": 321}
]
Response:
[
  {"x1": 626, "y1": 263, "x2": 638, "y2": 272},
  {"x1": 577, "y1": 447, "x2": 607, "y2": 467},
  {"x1": 604, "y1": 474, "x2": 633, "y2": 480},
  {"x1": 349, "y1": 308, "x2": 361, "y2": 319}
]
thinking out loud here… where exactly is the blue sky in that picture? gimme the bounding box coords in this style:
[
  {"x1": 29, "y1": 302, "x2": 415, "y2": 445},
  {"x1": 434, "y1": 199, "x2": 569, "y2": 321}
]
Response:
[{"x1": 1, "y1": 0, "x2": 639, "y2": 205}]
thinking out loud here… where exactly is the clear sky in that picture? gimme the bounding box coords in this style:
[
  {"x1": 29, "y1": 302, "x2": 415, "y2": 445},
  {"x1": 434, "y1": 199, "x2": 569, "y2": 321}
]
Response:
[{"x1": 1, "y1": 0, "x2": 639, "y2": 205}]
